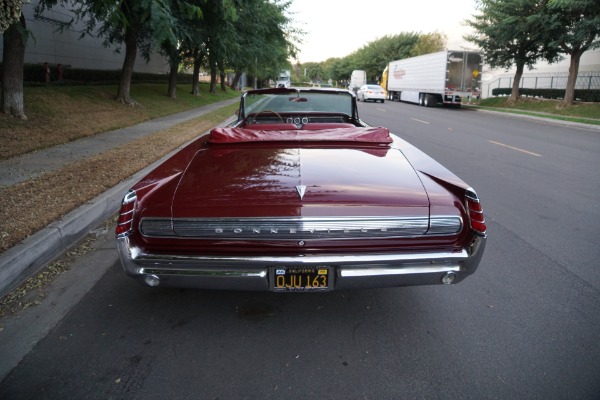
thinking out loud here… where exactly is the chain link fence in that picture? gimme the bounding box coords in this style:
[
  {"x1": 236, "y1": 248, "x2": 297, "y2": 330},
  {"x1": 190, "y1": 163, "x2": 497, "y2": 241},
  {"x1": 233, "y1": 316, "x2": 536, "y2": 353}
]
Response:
[{"x1": 483, "y1": 71, "x2": 600, "y2": 98}]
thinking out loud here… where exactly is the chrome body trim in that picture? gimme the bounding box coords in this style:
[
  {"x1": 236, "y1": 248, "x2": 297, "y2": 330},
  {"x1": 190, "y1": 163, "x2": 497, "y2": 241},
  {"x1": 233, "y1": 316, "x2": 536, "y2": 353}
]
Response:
[
  {"x1": 139, "y1": 216, "x2": 462, "y2": 239},
  {"x1": 117, "y1": 234, "x2": 486, "y2": 290},
  {"x1": 295, "y1": 185, "x2": 306, "y2": 200}
]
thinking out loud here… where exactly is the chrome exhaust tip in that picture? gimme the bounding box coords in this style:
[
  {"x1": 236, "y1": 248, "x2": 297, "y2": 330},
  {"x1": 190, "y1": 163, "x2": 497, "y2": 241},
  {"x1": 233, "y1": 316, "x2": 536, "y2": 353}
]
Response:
[
  {"x1": 144, "y1": 274, "x2": 161, "y2": 287},
  {"x1": 441, "y1": 272, "x2": 456, "y2": 285}
]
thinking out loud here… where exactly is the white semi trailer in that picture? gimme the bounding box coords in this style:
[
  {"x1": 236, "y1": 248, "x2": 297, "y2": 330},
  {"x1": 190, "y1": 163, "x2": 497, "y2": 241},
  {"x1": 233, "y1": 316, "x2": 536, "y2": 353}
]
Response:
[
  {"x1": 348, "y1": 70, "x2": 367, "y2": 93},
  {"x1": 384, "y1": 50, "x2": 483, "y2": 107}
]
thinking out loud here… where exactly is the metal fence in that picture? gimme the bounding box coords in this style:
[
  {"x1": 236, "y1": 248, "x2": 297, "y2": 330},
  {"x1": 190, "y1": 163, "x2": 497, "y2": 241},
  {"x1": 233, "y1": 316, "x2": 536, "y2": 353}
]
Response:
[{"x1": 483, "y1": 71, "x2": 600, "y2": 98}]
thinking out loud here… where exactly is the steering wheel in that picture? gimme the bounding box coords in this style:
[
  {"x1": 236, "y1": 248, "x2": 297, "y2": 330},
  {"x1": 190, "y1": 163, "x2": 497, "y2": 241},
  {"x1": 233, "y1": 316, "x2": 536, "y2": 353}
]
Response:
[{"x1": 252, "y1": 110, "x2": 284, "y2": 123}]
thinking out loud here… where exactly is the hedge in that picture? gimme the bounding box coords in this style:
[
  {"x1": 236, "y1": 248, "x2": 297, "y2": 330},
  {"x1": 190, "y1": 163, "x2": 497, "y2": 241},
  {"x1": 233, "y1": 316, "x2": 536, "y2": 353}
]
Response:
[{"x1": 492, "y1": 87, "x2": 600, "y2": 102}]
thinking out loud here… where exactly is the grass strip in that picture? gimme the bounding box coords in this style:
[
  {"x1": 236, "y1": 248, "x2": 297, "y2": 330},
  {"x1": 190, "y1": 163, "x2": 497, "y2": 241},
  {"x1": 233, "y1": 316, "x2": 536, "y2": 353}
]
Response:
[
  {"x1": 474, "y1": 106, "x2": 600, "y2": 126},
  {"x1": 0, "y1": 104, "x2": 237, "y2": 253}
]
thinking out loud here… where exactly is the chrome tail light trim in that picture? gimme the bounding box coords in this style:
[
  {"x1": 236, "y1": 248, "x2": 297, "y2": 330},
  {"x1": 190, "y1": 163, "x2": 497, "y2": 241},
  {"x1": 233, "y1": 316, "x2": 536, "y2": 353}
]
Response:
[{"x1": 116, "y1": 190, "x2": 137, "y2": 238}]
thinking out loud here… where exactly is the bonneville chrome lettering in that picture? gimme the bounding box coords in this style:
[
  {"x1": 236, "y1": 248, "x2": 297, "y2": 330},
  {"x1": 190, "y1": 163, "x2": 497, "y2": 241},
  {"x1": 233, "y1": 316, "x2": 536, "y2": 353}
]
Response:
[{"x1": 209, "y1": 222, "x2": 406, "y2": 236}]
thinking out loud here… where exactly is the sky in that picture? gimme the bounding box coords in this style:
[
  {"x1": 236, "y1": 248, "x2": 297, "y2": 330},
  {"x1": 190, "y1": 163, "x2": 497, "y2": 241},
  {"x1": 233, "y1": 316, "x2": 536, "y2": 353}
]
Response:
[
  {"x1": 287, "y1": 0, "x2": 600, "y2": 73},
  {"x1": 288, "y1": 0, "x2": 478, "y2": 63}
]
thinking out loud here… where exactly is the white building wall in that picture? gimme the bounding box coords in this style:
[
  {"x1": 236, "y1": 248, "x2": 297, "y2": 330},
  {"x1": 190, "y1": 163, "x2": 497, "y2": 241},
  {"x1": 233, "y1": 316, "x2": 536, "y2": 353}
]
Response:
[
  {"x1": 481, "y1": 48, "x2": 600, "y2": 98},
  {"x1": 0, "y1": 1, "x2": 169, "y2": 74}
]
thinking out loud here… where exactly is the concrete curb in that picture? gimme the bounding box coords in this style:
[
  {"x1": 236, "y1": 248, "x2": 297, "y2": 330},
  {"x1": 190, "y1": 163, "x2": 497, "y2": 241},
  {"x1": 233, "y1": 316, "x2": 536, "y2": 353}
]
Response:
[
  {"x1": 0, "y1": 115, "x2": 236, "y2": 299},
  {"x1": 0, "y1": 158, "x2": 155, "y2": 299}
]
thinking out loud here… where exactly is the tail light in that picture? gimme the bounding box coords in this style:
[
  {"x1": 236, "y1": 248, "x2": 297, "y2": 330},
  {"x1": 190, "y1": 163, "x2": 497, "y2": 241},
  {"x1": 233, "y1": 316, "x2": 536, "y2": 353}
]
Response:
[
  {"x1": 465, "y1": 189, "x2": 486, "y2": 236},
  {"x1": 116, "y1": 190, "x2": 137, "y2": 237}
]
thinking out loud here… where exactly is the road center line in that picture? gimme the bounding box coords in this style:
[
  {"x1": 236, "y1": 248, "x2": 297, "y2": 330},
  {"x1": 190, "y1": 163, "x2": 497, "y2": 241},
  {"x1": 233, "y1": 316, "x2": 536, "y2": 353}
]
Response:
[
  {"x1": 410, "y1": 118, "x2": 430, "y2": 124},
  {"x1": 489, "y1": 140, "x2": 542, "y2": 157}
]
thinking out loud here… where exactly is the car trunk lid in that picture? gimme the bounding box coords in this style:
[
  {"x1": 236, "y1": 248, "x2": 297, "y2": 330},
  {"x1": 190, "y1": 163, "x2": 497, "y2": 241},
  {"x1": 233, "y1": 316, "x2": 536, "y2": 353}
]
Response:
[{"x1": 172, "y1": 146, "x2": 429, "y2": 221}]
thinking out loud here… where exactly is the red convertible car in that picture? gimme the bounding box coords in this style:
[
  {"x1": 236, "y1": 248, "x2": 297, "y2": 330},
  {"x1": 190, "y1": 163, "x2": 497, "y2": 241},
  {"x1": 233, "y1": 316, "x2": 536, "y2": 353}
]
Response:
[{"x1": 116, "y1": 87, "x2": 486, "y2": 291}]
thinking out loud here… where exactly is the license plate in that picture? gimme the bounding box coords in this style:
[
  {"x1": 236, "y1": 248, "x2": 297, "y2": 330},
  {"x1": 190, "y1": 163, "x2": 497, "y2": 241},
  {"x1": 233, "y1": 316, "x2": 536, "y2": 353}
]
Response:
[{"x1": 271, "y1": 266, "x2": 331, "y2": 292}]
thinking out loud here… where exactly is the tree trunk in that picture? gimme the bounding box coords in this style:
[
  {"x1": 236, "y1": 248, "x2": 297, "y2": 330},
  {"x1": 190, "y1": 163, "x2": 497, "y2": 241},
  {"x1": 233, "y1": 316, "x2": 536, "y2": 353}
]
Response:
[
  {"x1": 230, "y1": 70, "x2": 242, "y2": 90},
  {"x1": 563, "y1": 49, "x2": 582, "y2": 106},
  {"x1": 509, "y1": 62, "x2": 524, "y2": 103},
  {"x1": 220, "y1": 71, "x2": 226, "y2": 91},
  {"x1": 191, "y1": 49, "x2": 201, "y2": 96},
  {"x1": 1, "y1": 14, "x2": 27, "y2": 120},
  {"x1": 167, "y1": 60, "x2": 178, "y2": 99},
  {"x1": 209, "y1": 63, "x2": 218, "y2": 95},
  {"x1": 115, "y1": 25, "x2": 139, "y2": 104},
  {"x1": 218, "y1": 60, "x2": 226, "y2": 92}
]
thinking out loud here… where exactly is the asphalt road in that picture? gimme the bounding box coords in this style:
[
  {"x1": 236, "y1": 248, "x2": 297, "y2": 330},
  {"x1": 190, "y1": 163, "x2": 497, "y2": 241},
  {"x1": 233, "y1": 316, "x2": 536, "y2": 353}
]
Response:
[{"x1": 1, "y1": 102, "x2": 599, "y2": 399}]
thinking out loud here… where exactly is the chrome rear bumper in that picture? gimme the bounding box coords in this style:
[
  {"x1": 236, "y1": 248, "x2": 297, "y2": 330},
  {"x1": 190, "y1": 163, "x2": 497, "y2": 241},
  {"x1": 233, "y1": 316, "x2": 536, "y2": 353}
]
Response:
[{"x1": 116, "y1": 235, "x2": 486, "y2": 290}]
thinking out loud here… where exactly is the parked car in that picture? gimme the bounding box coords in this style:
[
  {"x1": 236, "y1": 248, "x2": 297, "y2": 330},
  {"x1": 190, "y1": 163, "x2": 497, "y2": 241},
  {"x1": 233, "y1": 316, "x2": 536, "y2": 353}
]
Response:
[
  {"x1": 357, "y1": 84, "x2": 386, "y2": 103},
  {"x1": 116, "y1": 87, "x2": 487, "y2": 292}
]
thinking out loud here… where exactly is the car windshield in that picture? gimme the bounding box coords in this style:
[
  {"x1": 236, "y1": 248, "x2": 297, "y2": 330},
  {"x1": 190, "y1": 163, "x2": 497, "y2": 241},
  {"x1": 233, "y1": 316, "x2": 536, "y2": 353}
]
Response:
[
  {"x1": 242, "y1": 90, "x2": 354, "y2": 117},
  {"x1": 367, "y1": 85, "x2": 382, "y2": 90}
]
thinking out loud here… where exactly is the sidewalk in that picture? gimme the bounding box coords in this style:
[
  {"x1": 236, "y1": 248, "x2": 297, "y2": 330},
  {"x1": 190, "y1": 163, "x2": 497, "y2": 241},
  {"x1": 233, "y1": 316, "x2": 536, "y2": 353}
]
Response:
[
  {"x1": 0, "y1": 98, "x2": 239, "y2": 298},
  {"x1": 0, "y1": 98, "x2": 239, "y2": 187}
]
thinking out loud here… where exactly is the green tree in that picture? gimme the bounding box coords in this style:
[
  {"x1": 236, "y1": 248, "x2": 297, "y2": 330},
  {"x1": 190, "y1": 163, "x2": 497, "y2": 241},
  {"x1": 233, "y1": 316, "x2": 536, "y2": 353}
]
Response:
[
  {"x1": 161, "y1": 1, "x2": 208, "y2": 98},
  {"x1": 301, "y1": 62, "x2": 323, "y2": 82},
  {"x1": 321, "y1": 57, "x2": 342, "y2": 85},
  {"x1": 162, "y1": 40, "x2": 184, "y2": 99},
  {"x1": 351, "y1": 33, "x2": 420, "y2": 82},
  {"x1": 0, "y1": 0, "x2": 23, "y2": 32},
  {"x1": 321, "y1": 57, "x2": 345, "y2": 85},
  {"x1": 176, "y1": 0, "x2": 221, "y2": 96},
  {"x1": 198, "y1": 0, "x2": 237, "y2": 94},
  {"x1": 409, "y1": 31, "x2": 447, "y2": 57},
  {"x1": 547, "y1": 0, "x2": 600, "y2": 106},
  {"x1": 1, "y1": 0, "x2": 28, "y2": 119},
  {"x1": 226, "y1": 0, "x2": 298, "y2": 90},
  {"x1": 36, "y1": 0, "x2": 203, "y2": 104},
  {"x1": 465, "y1": 0, "x2": 561, "y2": 103},
  {"x1": 299, "y1": 32, "x2": 443, "y2": 86}
]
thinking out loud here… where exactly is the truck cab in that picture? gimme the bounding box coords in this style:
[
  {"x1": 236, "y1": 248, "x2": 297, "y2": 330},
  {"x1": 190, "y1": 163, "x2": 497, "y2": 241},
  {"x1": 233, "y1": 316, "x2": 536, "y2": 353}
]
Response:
[{"x1": 276, "y1": 70, "x2": 291, "y2": 88}]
